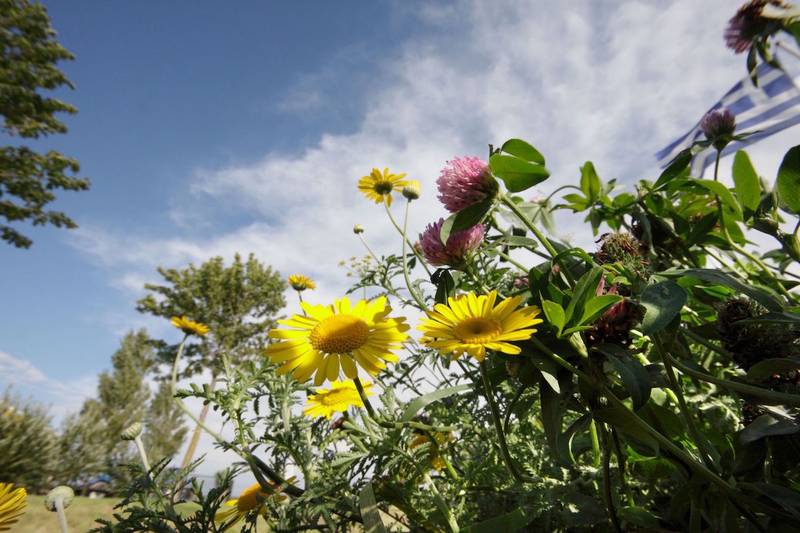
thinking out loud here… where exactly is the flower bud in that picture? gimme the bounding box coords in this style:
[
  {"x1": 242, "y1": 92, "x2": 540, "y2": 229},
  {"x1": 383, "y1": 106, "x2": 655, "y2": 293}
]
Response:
[
  {"x1": 45, "y1": 486, "x2": 74, "y2": 511},
  {"x1": 353, "y1": 224, "x2": 364, "y2": 234},
  {"x1": 700, "y1": 108, "x2": 736, "y2": 150},
  {"x1": 402, "y1": 180, "x2": 421, "y2": 201},
  {"x1": 121, "y1": 422, "x2": 142, "y2": 441}
]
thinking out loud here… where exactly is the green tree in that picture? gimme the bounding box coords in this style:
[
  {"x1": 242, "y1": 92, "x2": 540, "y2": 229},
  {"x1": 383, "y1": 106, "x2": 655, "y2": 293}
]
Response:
[
  {"x1": 137, "y1": 253, "x2": 286, "y2": 466},
  {"x1": 0, "y1": 0, "x2": 89, "y2": 248},
  {"x1": 137, "y1": 253, "x2": 286, "y2": 376},
  {"x1": 0, "y1": 390, "x2": 56, "y2": 491},
  {"x1": 57, "y1": 330, "x2": 153, "y2": 488},
  {"x1": 54, "y1": 401, "x2": 106, "y2": 488},
  {"x1": 142, "y1": 381, "x2": 187, "y2": 462}
]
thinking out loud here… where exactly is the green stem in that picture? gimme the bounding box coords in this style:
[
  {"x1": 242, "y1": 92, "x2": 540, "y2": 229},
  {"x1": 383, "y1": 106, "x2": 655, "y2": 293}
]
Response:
[
  {"x1": 683, "y1": 329, "x2": 731, "y2": 358},
  {"x1": 653, "y1": 335, "x2": 717, "y2": 470},
  {"x1": 599, "y1": 424, "x2": 622, "y2": 533},
  {"x1": 401, "y1": 200, "x2": 428, "y2": 309},
  {"x1": 495, "y1": 248, "x2": 531, "y2": 273},
  {"x1": 353, "y1": 376, "x2": 377, "y2": 419},
  {"x1": 384, "y1": 202, "x2": 432, "y2": 277},
  {"x1": 500, "y1": 194, "x2": 575, "y2": 286},
  {"x1": 589, "y1": 420, "x2": 601, "y2": 468},
  {"x1": 664, "y1": 351, "x2": 800, "y2": 407},
  {"x1": 422, "y1": 471, "x2": 460, "y2": 533},
  {"x1": 479, "y1": 361, "x2": 535, "y2": 483},
  {"x1": 713, "y1": 149, "x2": 721, "y2": 182}
]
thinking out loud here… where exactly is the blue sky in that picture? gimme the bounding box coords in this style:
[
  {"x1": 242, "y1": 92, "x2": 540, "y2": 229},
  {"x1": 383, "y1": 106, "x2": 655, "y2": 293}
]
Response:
[
  {"x1": 0, "y1": 1, "x2": 419, "y2": 409},
  {"x1": 2, "y1": 0, "x2": 800, "y2": 473}
]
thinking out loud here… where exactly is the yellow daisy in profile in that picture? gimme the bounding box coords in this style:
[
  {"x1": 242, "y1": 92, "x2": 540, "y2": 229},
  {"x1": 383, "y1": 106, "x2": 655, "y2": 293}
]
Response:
[
  {"x1": 214, "y1": 478, "x2": 294, "y2": 530},
  {"x1": 303, "y1": 380, "x2": 373, "y2": 419},
  {"x1": 170, "y1": 315, "x2": 209, "y2": 337},
  {"x1": 266, "y1": 296, "x2": 409, "y2": 385},
  {"x1": 418, "y1": 291, "x2": 542, "y2": 361},
  {"x1": 410, "y1": 432, "x2": 451, "y2": 471},
  {"x1": 288, "y1": 274, "x2": 316, "y2": 291},
  {"x1": 358, "y1": 167, "x2": 409, "y2": 206},
  {"x1": 0, "y1": 482, "x2": 26, "y2": 532}
]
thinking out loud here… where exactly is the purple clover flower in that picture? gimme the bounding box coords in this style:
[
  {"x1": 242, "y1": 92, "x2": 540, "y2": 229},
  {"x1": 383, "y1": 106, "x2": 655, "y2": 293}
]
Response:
[{"x1": 419, "y1": 218, "x2": 484, "y2": 267}]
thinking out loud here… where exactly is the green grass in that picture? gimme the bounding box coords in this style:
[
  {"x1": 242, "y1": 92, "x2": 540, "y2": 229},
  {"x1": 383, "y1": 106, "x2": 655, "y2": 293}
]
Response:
[{"x1": 14, "y1": 495, "x2": 119, "y2": 532}]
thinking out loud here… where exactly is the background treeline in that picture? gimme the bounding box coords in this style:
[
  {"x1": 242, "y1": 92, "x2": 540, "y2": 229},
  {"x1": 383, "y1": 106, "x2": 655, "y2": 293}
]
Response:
[
  {"x1": 0, "y1": 253, "x2": 287, "y2": 495},
  {"x1": 1, "y1": 330, "x2": 187, "y2": 494}
]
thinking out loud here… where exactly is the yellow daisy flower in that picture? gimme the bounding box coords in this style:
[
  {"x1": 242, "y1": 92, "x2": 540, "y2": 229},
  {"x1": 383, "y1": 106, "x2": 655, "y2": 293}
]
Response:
[
  {"x1": 418, "y1": 291, "x2": 542, "y2": 361},
  {"x1": 0, "y1": 482, "x2": 26, "y2": 532},
  {"x1": 288, "y1": 274, "x2": 316, "y2": 291},
  {"x1": 214, "y1": 478, "x2": 294, "y2": 530},
  {"x1": 170, "y1": 315, "x2": 209, "y2": 337},
  {"x1": 266, "y1": 296, "x2": 409, "y2": 385},
  {"x1": 357, "y1": 167, "x2": 409, "y2": 206},
  {"x1": 303, "y1": 380, "x2": 373, "y2": 419},
  {"x1": 410, "y1": 432, "x2": 451, "y2": 471}
]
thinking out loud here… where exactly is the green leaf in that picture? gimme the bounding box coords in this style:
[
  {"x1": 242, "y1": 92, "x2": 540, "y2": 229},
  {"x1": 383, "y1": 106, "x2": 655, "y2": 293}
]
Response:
[
  {"x1": 777, "y1": 145, "x2": 800, "y2": 214},
  {"x1": 431, "y1": 269, "x2": 455, "y2": 305},
  {"x1": 564, "y1": 267, "x2": 603, "y2": 328},
  {"x1": 578, "y1": 294, "x2": 623, "y2": 326},
  {"x1": 695, "y1": 179, "x2": 744, "y2": 220},
  {"x1": 619, "y1": 507, "x2": 661, "y2": 529},
  {"x1": 463, "y1": 507, "x2": 531, "y2": 533},
  {"x1": 747, "y1": 358, "x2": 800, "y2": 381},
  {"x1": 580, "y1": 161, "x2": 601, "y2": 202},
  {"x1": 359, "y1": 482, "x2": 388, "y2": 533},
  {"x1": 440, "y1": 197, "x2": 494, "y2": 243},
  {"x1": 540, "y1": 384, "x2": 571, "y2": 465},
  {"x1": 596, "y1": 345, "x2": 652, "y2": 410},
  {"x1": 732, "y1": 150, "x2": 761, "y2": 213},
  {"x1": 663, "y1": 269, "x2": 782, "y2": 311},
  {"x1": 541, "y1": 300, "x2": 566, "y2": 335},
  {"x1": 740, "y1": 415, "x2": 800, "y2": 444},
  {"x1": 654, "y1": 149, "x2": 691, "y2": 189},
  {"x1": 503, "y1": 235, "x2": 539, "y2": 248},
  {"x1": 640, "y1": 280, "x2": 686, "y2": 334},
  {"x1": 401, "y1": 384, "x2": 472, "y2": 422},
  {"x1": 528, "y1": 353, "x2": 560, "y2": 393},
  {"x1": 593, "y1": 404, "x2": 659, "y2": 455},
  {"x1": 736, "y1": 311, "x2": 800, "y2": 325},
  {"x1": 500, "y1": 138, "x2": 544, "y2": 165},
  {"x1": 489, "y1": 154, "x2": 550, "y2": 193}
]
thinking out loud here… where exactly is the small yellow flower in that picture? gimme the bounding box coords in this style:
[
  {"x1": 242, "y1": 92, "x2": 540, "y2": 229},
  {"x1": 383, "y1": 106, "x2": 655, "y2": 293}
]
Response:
[
  {"x1": 288, "y1": 274, "x2": 316, "y2": 291},
  {"x1": 170, "y1": 315, "x2": 209, "y2": 337},
  {"x1": 303, "y1": 380, "x2": 373, "y2": 419},
  {"x1": 266, "y1": 296, "x2": 409, "y2": 385},
  {"x1": 215, "y1": 478, "x2": 294, "y2": 530},
  {"x1": 0, "y1": 482, "x2": 26, "y2": 532},
  {"x1": 418, "y1": 291, "x2": 542, "y2": 361},
  {"x1": 358, "y1": 167, "x2": 409, "y2": 206},
  {"x1": 410, "y1": 432, "x2": 451, "y2": 471}
]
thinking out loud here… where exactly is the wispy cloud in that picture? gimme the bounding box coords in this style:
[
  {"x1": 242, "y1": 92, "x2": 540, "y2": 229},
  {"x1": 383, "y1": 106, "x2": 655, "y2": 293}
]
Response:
[{"x1": 0, "y1": 350, "x2": 97, "y2": 423}]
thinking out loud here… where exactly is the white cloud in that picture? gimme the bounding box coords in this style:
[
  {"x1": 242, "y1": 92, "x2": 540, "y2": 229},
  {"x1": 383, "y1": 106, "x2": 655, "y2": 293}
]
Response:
[{"x1": 0, "y1": 350, "x2": 97, "y2": 423}]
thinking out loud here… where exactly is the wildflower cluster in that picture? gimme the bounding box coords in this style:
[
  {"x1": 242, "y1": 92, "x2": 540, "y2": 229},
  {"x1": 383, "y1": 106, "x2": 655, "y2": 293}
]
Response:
[{"x1": 85, "y1": 3, "x2": 800, "y2": 531}]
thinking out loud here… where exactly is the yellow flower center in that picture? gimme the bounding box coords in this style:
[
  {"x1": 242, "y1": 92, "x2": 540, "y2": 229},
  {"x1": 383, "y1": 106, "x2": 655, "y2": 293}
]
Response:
[
  {"x1": 453, "y1": 317, "x2": 502, "y2": 344},
  {"x1": 373, "y1": 180, "x2": 394, "y2": 194},
  {"x1": 309, "y1": 315, "x2": 370, "y2": 354},
  {"x1": 236, "y1": 483, "x2": 266, "y2": 512}
]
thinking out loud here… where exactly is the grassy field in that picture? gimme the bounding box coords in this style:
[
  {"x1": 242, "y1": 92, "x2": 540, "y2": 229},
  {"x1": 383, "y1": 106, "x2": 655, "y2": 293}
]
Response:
[{"x1": 13, "y1": 495, "x2": 119, "y2": 532}]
